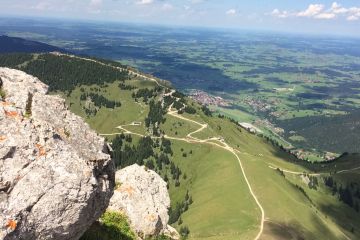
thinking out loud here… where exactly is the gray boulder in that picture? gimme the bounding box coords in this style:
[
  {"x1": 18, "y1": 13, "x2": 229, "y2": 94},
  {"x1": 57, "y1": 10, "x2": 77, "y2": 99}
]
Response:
[
  {"x1": 0, "y1": 68, "x2": 115, "y2": 240},
  {"x1": 108, "y1": 164, "x2": 179, "y2": 239}
]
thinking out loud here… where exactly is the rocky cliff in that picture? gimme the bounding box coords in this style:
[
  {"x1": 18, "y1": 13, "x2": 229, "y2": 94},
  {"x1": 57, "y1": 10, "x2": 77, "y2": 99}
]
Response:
[
  {"x1": 108, "y1": 164, "x2": 179, "y2": 240},
  {"x1": 0, "y1": 68, "x2": 115, "y2": 240}
]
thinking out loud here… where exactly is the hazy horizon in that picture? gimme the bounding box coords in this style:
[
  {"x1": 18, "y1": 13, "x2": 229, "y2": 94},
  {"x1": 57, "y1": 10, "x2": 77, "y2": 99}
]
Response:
[
  {"x1": 1, "y1": 0, "x2": 360, "y2": 37},
  {"x1": 1, "y1": 15, "x2": 360, "y2": 40}
]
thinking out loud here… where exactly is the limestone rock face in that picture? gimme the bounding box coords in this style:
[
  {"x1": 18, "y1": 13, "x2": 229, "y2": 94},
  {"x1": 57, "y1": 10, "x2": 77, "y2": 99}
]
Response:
[
  {"x1": 0, "y1": 68, "x2": 115, "y2": 240},
  {"x1": 109, "y1": 164, "x2": 179, "y2": 239}
]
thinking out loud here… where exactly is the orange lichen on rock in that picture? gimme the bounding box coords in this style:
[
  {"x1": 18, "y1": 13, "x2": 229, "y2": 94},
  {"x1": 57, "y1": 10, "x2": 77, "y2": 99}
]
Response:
[
  {"x1": 35, "y1": 144, "x2": 46, "y2": 157},
  {"x1": 5, "y1": 219, "x2": 17, "y2": 230},
  {"x1": 14, "y1": 175, "x2": 22, "y2": 182},
  {"x1": 4, "y1": 110, "x2": 19, "y2": 118},
  {"x1": 120, "y1": 186, "x2": 135, "y2": 196},
  {"x1": 145, "y1": 214, "x2": 157, "y2": 222},
  {"x1": 0, "y1": 136, "x2": 6, "y2": 141}
]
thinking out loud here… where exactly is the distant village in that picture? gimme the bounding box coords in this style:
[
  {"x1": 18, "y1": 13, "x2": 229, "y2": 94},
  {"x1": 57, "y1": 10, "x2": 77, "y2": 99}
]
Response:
[
  {"x1": 188, "y1": 89, "x2": 231, "y2": 107},
  {"x1": 188, "y1": 89, "x2": 338, "y2": 162},
  {"x1": 241, "y1": 96, "x2": 282, "y2": 113}
]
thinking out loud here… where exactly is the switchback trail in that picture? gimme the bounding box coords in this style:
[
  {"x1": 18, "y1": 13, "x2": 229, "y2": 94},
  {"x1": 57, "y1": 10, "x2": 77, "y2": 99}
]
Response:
[
  {"x1": 101, "y1": 105, "x2": 265, "y2": 240},
  {"x1": 72, "y1": 50, "x2": 268, "y2": 239},
  {"x1": 167, "y1": 110, "x2": 265, "y2": 240}
]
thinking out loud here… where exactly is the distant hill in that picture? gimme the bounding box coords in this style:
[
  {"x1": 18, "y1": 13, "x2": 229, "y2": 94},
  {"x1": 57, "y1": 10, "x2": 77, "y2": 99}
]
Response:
[{"x1": 0, "y1": 35, "x2": 65, "y2": 53}]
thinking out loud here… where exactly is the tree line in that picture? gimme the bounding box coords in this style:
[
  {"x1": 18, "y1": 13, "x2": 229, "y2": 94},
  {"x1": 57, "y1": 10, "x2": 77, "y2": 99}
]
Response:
[
  {"x1": 145, "y1": 100, "x2": 167, "y2": 136},
  {"x1": 168, "y1": 190, "x2": 193, "y2": 225},
  {"x1": 132, "y1": 86, "x2": 162, "y2": 104},
  {"x1": 81, "y1": 92, "x2": 121, "y2": 109},
  {"x1": 119, "y1": 83, "x2": 137, "y2": 90},
  {"x1": 111, "y1": 135, "x2": 153, "y2": 168}
]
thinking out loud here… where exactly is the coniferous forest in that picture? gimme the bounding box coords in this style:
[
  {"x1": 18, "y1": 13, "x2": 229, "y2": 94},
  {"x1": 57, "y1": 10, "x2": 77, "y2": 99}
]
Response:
[{"x1": 0, "y1": 53, "x2": 130, "y2": 92}]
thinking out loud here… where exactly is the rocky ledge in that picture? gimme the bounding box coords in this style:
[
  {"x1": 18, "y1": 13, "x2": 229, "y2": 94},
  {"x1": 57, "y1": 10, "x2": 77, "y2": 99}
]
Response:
[
  {"x1": 108, "y1": 164, "x2": 179, "y2": 240},
  {"x1": 0, "y1": 68, "x2": 115, "y2": 240}
]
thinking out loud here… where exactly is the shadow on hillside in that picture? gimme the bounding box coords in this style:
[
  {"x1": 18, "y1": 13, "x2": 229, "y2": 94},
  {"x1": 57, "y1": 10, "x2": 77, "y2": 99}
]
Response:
[
  {"x1": 261, "y1": 214, "x2": 336, "y2": 240},
  {"x1": 269, "y1": 143, "x2": 360, "y2": 174},
  {"x1": 317, "y1": 201, "x2": 359, "y2": 239},
  {"x1": 80, "y1": 221, "x2": 133, "y2": 240},
  {"x1": 261, "y1": 220, "x2": 309, "y2": 240}
]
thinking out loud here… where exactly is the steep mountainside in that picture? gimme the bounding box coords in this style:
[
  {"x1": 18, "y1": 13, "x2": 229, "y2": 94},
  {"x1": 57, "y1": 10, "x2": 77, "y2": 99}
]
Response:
[{"x1": 0, "y1": 52, "x2": 359, "y2": 240}]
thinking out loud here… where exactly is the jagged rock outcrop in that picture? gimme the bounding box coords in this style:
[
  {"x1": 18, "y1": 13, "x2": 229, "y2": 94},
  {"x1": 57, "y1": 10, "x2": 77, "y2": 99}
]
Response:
[
  {"x1": 108, "y1": 164, "x2": 179, "y2": 240},
  {"x1": 0, "y1": 68, "x2": 115, "y2": 240}
]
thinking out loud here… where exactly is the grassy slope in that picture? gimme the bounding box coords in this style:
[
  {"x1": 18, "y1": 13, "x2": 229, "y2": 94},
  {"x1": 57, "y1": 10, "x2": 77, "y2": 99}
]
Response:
[
  {"x1": 285, "y1": 170, "x2": 360, "y2": 239},
  {"x1": 197, "y1": 112, "x2": 359, "y2": 239},
  {"x1": 161, "y1": 114, "x2": 200, "y2": 138},
  {"x1": 63, "y1": 80, "x2": 149, "y2": 135},
  {"x1": 58, "y1": 62, "x2": 360, "y2": 240},
  {"x1": 168, "y1": 141, "x2": 260, "y2": 240},
  {"x1": 63, "y1": 80, "x2": 260, "y2": 239}
]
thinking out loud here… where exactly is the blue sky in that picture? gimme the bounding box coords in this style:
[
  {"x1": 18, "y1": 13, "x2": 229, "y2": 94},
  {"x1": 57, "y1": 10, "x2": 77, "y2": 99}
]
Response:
[{"x1": 1, "y1": 0, "x2": 360, "y2": 36}]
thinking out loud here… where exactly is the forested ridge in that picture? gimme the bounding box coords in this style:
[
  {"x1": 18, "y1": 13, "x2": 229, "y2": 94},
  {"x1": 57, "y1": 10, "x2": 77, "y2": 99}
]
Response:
[{"x1": 0, "y1": 53, "x2": 130, "y2": 92}]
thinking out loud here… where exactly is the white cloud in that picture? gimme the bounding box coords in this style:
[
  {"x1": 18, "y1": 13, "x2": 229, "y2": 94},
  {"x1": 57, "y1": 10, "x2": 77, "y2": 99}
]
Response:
[
  {"x1": 297, "y1": 4, "x2": 324, "y2": 17},
  {"x1": 347, "y1": 15, "x2": 358, "y2": 21},
  {"x1": 271, "y1": 9, "x2": 289, "y2": 18},
  {"x1": 331, "y1": 2, "x2": 348, "y2": 14},
  {"x1": 137, "y1": 0, "x2": 153, "y2": 5},
  {"x1": 226, "y1": 9, "x2": 236, "y2": 16},
  {"x1": 348, "y1": 7, "x2": 360, "y2": 17},
  {"x1": 315, "y1": 12, "x2": 336, "y2": 19},
  {"x1": 271, "y1": 2, "x2": 360, "y2": 21}
]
